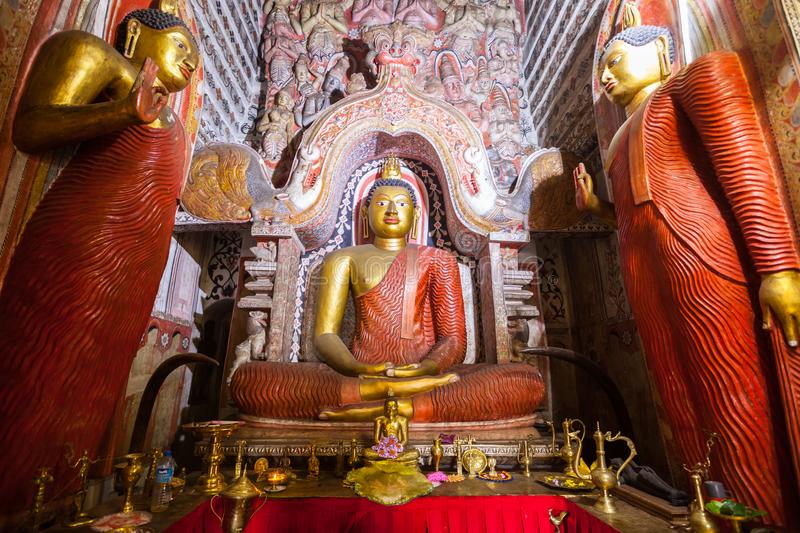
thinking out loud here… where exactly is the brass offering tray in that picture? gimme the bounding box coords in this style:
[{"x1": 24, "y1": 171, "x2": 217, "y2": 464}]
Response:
[
  {"x1": 478, "y1": 470, "x2": 512, "y2": 482},
  {"x1": 538, "y1": 473, "x2": 595, "y2": 491}
]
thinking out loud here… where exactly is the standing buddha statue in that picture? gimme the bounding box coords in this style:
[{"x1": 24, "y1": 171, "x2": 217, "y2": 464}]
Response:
[
  {"x1": 0, "y1": 7, "x2": 198, "y2": 513},
  {"x1": 231, "y1": 157, "x2": 544, "y2": 422},
  {"x1": 574, "y1": 20, "x2": 800, "y2": 527}
]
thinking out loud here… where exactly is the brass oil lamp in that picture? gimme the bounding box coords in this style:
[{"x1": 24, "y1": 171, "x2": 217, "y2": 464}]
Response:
[
  {"x1": 211, "y1": 467, "x2": 266, "y2": 533},
  {"x1": 431, "y1": 438, "x2": 444, "y2": 472},
  {"x1": 571, "y1": 422, "x2": 636, "y2": 513},
  {"x1": 263, "y1": 468, "x2": 290, "y2": 493}
]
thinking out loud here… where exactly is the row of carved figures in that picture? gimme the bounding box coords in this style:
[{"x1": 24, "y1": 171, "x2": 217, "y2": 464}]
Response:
[{"x1": 256, "y1": 0, "x2": 527, "y2": 188}]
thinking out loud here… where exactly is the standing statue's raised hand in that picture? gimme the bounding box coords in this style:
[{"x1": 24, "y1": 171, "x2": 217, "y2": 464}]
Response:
[
  {"x1": 573, "y1": 162, "x2": 595, "y2": 212},
  {"x1": 128, "y1": 57, "x2": 168, "y2": 124}
]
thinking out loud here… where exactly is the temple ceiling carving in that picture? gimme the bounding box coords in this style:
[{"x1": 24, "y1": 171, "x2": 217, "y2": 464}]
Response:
[{"x1": 522, "y1": 0, "x2": 605, "y2": 161}]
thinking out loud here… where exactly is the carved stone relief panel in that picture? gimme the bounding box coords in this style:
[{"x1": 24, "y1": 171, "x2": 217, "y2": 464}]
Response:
[{"x1": 254, "y1": 0, "x2": 528, "y2": 192}]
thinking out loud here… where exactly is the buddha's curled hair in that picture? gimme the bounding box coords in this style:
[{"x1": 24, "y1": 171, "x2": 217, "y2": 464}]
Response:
[
  {"x1": 115, "y1": 8, "x2": 196, "y2": 52},
  {"x1": 604, "y1": 25, "x2": 675, "y2": 63},
  {"x1": 365, "y1": 178, "x2": 419, "y2": 208}
]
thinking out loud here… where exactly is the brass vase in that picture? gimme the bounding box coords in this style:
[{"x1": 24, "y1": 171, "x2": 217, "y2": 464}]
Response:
[
  {"x1": 119, "y1": 453, "x2": 145, "y2": 514},
  {"x1": 559, "y1": 418, "x2": 584, "y2": 468},
  {"x1": 571, "y1": 423, "x2": 636, "y2": 514},
  {"x1": 687, "y1": 469, "x2": 719, "y2": 533},
  {"x1": 431, "y1": 438, "x2": 444, "y2": 472}
]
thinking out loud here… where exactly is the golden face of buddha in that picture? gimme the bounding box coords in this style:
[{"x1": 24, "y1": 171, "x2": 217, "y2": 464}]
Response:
[
  {"x1": 129, "y1": 21, "x2": 199, "y2": 93},
  {"x1": 599, "y1": 38, "x2": 664, "y2": 108},
  {"x1": 365, "y1": 185, "x2": 418, "y2": 240},
  {"x1": 385, "y1": 400, "x2": 399, "y2": 417}
]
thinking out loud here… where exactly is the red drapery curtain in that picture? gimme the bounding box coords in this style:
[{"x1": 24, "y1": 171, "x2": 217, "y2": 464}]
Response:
[{"x1": 165, "y1": 495, "x2": 620, "y2": 533}]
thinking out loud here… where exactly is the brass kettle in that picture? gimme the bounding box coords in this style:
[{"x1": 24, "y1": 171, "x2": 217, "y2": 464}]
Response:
[
  {"x1": 571, "y1": 422, "x2": 636, "y2": 513},
  {"x1": 559, "y1": 418, "x2": 590, "y2": 475}
]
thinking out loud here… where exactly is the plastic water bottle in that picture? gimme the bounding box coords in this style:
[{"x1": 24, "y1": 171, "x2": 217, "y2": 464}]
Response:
[{"x1": 150, "y1": 450, "x2": 175, "y2": 512}]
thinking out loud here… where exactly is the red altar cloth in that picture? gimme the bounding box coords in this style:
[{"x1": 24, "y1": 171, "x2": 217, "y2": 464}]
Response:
[{"x1": 165, "y1": 495, "x2": 619, "y2": 533}]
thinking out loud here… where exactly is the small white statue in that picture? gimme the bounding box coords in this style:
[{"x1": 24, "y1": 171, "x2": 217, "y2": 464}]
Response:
[
  {"x1": 346, "y1": 72, "x2": 368, "y2": 95},
  {"x1": 228, "y1": 311, "x2": 268, "y2": 384},
  {"x1": 251, "y1": 242, "x2": 277, "y2": 262}
]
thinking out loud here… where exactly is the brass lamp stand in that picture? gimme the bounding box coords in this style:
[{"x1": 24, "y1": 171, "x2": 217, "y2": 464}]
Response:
[{"x1": 184, "y1": 421, "x2": 242, "y2": 495}]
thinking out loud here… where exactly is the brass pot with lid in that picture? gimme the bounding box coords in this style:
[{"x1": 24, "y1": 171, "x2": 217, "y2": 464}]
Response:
[{"x1": 210, "y1": 467, "x2": 267, "y2": 533}]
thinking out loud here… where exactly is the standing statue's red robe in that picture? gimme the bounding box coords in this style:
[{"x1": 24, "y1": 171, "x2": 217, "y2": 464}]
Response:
[
  {"x1": 232, "y1": 245, "x2": 545, "y2": 421},
  {"x1": 607, "y1": 51, "x2": 800, "y2": 526},
  {"x1": 0, "y1": 119, "x2": 186, "y2": 512}
]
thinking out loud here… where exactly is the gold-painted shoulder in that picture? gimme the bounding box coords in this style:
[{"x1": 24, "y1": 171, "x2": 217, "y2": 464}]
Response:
[
  {"x1": 19, "y1": 31, "x2": 133, "y2": 106},
  {"x1": 322, "y1": 248, "x2": 355, "y2": 264}
]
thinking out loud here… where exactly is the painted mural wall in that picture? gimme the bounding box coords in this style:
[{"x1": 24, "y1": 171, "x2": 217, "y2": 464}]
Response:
[{"x1": 687, "y1": 0, "x2": 800, "y2": 227}]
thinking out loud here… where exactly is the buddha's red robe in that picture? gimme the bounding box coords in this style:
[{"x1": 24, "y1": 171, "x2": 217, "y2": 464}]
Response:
[
  {"x1": 0, "y1": 120, "x2": 186, "y2": 513},
  {"x1": 232, "y1": 245, "x2": 544, "y2": 422},
  {"x1": 608, "y1": 51, "x2": 800, "y2": 525}
]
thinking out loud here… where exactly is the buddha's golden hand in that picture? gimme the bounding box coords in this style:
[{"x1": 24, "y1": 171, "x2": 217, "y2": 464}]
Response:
[
  {"x1": 573, "y1": 163, "x2": 597, "y2": 212},
  {"x1": 356, "y1": 361, "x2": 395, "y2": 377},
  {"x1": 760, "y1": 270, "x2": 800, "y2": 348},
  {"x1": 127, "y1": 58, "x2": 168, "y2": 124},
  {"x1": 391, "y1": 360, "x2": 440, "y2": 378}
]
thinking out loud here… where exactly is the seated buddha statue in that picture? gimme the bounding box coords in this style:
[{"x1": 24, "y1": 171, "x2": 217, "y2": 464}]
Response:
[{"x1": 230, "y1": 157, "x2": 544, "y2": 422}]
